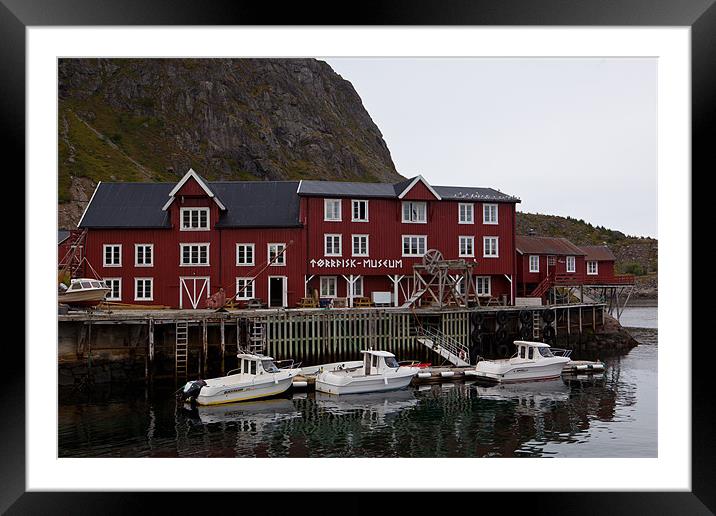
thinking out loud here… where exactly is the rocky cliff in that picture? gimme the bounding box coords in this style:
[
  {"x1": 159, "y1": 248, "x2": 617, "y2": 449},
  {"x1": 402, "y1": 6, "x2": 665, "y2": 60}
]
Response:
[{"x1": 58, "y1": 58, "x2": 401, "y2": 228}]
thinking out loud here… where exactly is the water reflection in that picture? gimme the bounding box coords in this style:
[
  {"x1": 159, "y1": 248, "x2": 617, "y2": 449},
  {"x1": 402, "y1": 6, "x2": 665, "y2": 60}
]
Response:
[{"x1": 59, "y1": 327, "x2": 657, "y2": 458}]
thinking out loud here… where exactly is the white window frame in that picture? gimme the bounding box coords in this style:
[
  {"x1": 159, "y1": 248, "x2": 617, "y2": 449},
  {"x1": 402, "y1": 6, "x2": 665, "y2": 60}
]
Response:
[
  {"x1": 320, "y1": 276, "x2": 338, "y2": 298},
  {"x1": 134, "y1": 277, "x2": 154, "y2": 301},
  {"x1": 179, "y1": 207, "x2": 210, "y2": 231},
  {"x1": 351, "y1": 199, "x2": 369, "y2": 222},
  {"x1": 352, "y1": 234, "x2": 369, "y2": 257},
  {"x1": 134, "y1": 243, "x2": 154, "y2": 267},
  {"x1": 179, "y1": 243, "x2": 210, "y2": 266},
  {"x1": 529, "y1": 255, "x2": 540, "y2": 273},
  {"x1": 402, "y1": 235, "x2": 427, "y2": 257},
  {"x1": 103, "y1": 244, "x2": 122, "y2": 267},
  {"x1": 459, "y1": 236, "x2": 475, "y2": 257},
  {"x1": 401, "y1": 201, "x2": 427, "y2": 223},
  {"x1": 103, "y1": 278, "x2": 121, "y2": 301},
  {"x1": 236, "y1": 243, "x2": 255, "y2": 266},
  {"x1": 548, "y1": 255, "x2": 557, "y2": 266},
  {"x1": 483, "y1": 203, "x2": 498, "y2": 224},
  {"x1": 268, "y1": 243, "x2": 286, "y2": 266},
  {"x1": 351, "y1": 276, "x2": 364, "y2": 298},
  {"x1": 324, "y1": 234, "x2": 342, "y2": 256},
  {"x1": 587, "y1": 260, "x2": 599, "y2": 275},
  {"x1": 566, "y1": 255, "x2": 576, "y2": 273},
  {"x1": 458, "y1": 203, "x2": 474, "y2": 224},
  {"x1": 235, "y1": 277, "x2": 256, "y2": 300},
  {"x1": 476, "y1": 276, "x2": 492, "y2": 296},
  {"x1": 324, "y1": 199, "x2": 342, "y2": 222},
  {"x1": 483, "y1": 236, "x2": 499, "y2": 258}
]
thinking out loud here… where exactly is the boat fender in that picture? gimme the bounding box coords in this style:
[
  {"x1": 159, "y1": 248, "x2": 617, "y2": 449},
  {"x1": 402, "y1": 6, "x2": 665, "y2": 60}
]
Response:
[
  {"x1": 418, "y1": 372, "x2": 432, "y2": 379},
  {"x1": 542, "y1": 310, "x2": 555, "y2": 323},
  {"x1": 518, "y1": 310, "x2": 532, "y2": 324},
  {"x1": 293, "y1": 381, "x2": 308, "y2": 388},
  {"x1": 441, "y1": 371, "x2": 455, "y2": 378},
  {"x1": 384, "y1": 377, "x2": 389, "y2": 385},
  {"x1": 496, "y1": 311, "x2": 508, "y2": 326}
]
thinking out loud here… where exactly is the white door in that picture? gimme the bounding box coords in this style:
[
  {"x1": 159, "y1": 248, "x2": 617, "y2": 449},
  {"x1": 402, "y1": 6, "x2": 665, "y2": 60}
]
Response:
[{"x1": 180, "y1": 277, "x2": 210, "y2": 309}]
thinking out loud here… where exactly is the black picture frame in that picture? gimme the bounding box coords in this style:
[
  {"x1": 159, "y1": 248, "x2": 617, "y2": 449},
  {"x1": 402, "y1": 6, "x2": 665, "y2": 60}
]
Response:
[{"x1": 4, "y1": 0, "x2": 708, "y2": 512}]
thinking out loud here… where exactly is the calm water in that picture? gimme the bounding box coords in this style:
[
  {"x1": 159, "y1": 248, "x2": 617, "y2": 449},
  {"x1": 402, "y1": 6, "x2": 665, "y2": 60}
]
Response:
[{"x1": 58, "y1": 307, "x2": 657, "y2": 458}]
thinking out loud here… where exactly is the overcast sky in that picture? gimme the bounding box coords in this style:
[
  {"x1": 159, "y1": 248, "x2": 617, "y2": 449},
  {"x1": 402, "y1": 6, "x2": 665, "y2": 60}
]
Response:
[{"x1": 324, "y1": 58, "x2": 657, "y2": 238}]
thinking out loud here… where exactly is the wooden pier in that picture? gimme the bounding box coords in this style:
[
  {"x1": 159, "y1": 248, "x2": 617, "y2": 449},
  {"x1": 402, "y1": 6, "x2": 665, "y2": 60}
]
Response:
[{"x1": 58, "y1": 303, "x2": 608, "y2": 386}]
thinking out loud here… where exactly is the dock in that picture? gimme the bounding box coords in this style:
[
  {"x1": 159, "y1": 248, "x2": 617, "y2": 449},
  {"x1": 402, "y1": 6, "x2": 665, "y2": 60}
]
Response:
[{"x1": 58, "y1": 303, "x2": 609, "y2": 386}]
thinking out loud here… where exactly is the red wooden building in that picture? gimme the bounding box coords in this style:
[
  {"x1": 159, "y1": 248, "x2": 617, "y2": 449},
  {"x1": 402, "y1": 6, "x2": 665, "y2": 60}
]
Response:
[
  {"x1": 515, "y1": 236, "x2": 587, "y2": 297},
  {"x1": 76, "y1": 169, "x2": 521, "y2": 309}
]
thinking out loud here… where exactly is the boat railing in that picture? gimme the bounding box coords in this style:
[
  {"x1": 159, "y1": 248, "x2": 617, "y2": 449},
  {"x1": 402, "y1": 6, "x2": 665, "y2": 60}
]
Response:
[
  {"x1": 417, "y1": 326, "x2": 471, "y2": 364},
  {"x1": 275, "y1": 359, "x2": 302, "y2": 370},
  {"x1": 549, "y1": 348, "x2": 573, "y2": 358}
]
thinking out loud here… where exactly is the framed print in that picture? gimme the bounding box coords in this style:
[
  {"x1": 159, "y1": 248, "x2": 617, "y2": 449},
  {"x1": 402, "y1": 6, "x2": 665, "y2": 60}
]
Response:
[{"x1": 5, "y1": 0, "x2": 711, "y2": 512}]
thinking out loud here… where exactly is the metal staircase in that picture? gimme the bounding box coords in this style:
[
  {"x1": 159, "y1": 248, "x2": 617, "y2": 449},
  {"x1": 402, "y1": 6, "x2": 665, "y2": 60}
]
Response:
[
  {"x1": 415, "y1": 326, "x2": 470, "y2": 367},
  {"x1": 175, "y1": 321, "x2": 189, "y2": 380}
]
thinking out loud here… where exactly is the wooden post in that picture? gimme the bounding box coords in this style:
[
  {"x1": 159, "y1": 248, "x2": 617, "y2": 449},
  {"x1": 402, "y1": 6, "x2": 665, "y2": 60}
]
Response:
[
  {"x1": 147, "y1": 318, "x2": 155, "y2": 381},
  {"x1": 566, "y1": 308, "x2": 570, "y2": 335},
  {"x1": 202, "y1": 319, "x2": 208, "y2": 376},
  {"x1": 592, "y1": 306, "x2": 596, "y2": 331},
  {"x1": 579, "y1": 306, "x2": 583, "y2": 334},
  {"x1": 220, "y1": 318, "x2": 226, "y2": 374}
]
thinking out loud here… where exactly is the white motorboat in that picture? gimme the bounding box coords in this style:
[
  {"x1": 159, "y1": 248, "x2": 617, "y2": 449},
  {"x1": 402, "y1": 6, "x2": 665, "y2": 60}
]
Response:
[
  {"x1": 180, "y1": 353, "x2": 301, "y2": 406},
  {"x1": 315, "y1": 350, "x2": 420, "y2": 395},
  {"x1": 58, "y1": 278, "x2": 110, "y2": 307},
  {"x1": 465, "y1": 341, "x2": 571, "y2": 383}
]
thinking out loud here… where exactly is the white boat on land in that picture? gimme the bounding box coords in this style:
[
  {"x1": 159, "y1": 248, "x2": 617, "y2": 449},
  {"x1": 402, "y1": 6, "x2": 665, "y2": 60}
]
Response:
[
  {"x1": 315, "y1": 350, "x2": 420, "y2": 395},
  {"x1": 465, "y1": 341, "x2": 571, "y2": 383},
  {"x1": 180, "y1": 353, "x2": 301, "y2": 406},
  {"x1": 58, "y1": 278, "x2": 110, "y2": 307}
]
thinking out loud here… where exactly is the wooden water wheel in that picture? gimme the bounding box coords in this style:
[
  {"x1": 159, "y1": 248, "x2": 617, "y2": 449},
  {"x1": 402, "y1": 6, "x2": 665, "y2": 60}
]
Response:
[{"x1": 422, "y1": 249, "x2": 444, "y2": 274}]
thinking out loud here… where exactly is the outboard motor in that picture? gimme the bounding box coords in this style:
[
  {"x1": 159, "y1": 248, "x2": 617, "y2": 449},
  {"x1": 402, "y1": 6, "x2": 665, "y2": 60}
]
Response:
[{"x1": 178, "y1": 379, "x2": 207, "y2": 404}]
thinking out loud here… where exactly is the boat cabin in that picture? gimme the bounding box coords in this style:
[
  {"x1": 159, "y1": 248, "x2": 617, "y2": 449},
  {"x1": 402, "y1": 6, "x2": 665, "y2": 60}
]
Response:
[
  {"x1": 361, "y1": 350, "x2": 400, "y2": 375},
  {"x1": 66, "y1": 278, "x2": 107, "y2": 291},
  {"x1": 232, "y1": 353, "x2": 280, "y2": 376},
  {"x1": 512, "y1": 341, "x2": 561, "y2": 361}
]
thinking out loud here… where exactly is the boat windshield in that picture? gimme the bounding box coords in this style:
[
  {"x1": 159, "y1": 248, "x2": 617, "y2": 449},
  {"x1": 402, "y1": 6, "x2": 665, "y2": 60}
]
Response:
[
  {"x1": 538, "y1": 347, "x2": 554, "y2": 357},
  {"x1": 384, "y1": 356, "x2": 400, "y2": 368},
  {"x1": 80, "y1": 281, "x2": 92, "y2": 289},
  {"x1": 261, "y1": 360, "x2": 280, "y2": 373}
]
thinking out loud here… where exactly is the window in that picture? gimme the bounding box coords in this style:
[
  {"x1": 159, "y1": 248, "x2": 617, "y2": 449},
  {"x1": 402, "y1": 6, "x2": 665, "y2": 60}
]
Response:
[
  {"x1": 352, "y1": 235, "x2": 369, "y2": 256},
  {"x1": 402, "y1": 235, "x2": 427, "y2": 256},
  {"x1": 458, "y1": 203, "x2": 474, "y2": 224},
  {"x1": 236, "y1": 243, "x2": 255, "y2": 266},
  {"x1": 476, "y1": 276, "x2": 491, "y2": 296},
  {"x1": 350, "y1": 276, "x2": 364, "y2": 298},
  {"x1": 352, "y1": 200, "x2": 368, "y2": 222},
  {"x1": 134, "y1": 278, "x2": 153, "y2": 301},
  {"x1": 459, "y1": 236, "x2": 474, "y2": 257},
  {"x1": 180, "y1": 207, "x2": 210, "y2": 231},
  {"x1": 104, "y1": 278, "x2": 121, "y2": 301},
  {"x1": 587, "y1": 260, "x2": 598, "y2": 275},
  {"x1": 566, "y1": 255, "x2": 576, "y2": 273},
  {"x1": 529, "y1": 255, "x2": 540, "y2": 273},
  {"x1": 528, "y1": 347, "x2": 534, "y2": 359},
  {"x1": 483, "y1": 204, "x2": 498, "y2": 224},
  {"x1": 402, "y1": 201, "x2": 427, "y2": 223},
  {"x1": 135, "y1": 244, "x2": 153, "y2": 267},
  {"x1": 324, "y1": 199, "x2": 342, "y2": 221},
  {"x1": 320, "y1": 276, "x2": 337, "y2": 298},
  {"x1": 483, "y1": 237, "x2": 499, "y2": 257},
  {"x1": 455, "y1": 277, "x2": 465, "y2": 295},
  {"x1": 235, "y1": 278, "x2": 255, "y2": 300},
  {"x1": 103, "y1": 244, "x2": 121, "y2": 267},
  {"x1": 268, "y1": 243, "x2": 286, "y2": 266},
  {"x1": 548, "y1": 255, "x2": 556, "y2": 266},
  {"x1": 324, "y1": 234, "x2": 342, "y2": 256},
  {"x1": 180, "y1": 243, "x2": 210, "y2": 266}
]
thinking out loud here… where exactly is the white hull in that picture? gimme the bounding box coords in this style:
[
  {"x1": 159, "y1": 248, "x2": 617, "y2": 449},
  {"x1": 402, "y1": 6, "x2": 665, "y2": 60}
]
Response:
[
  {"x1": 196, "y1": 371, "x2": 298, "y2": 406},
  {"x1": 315, "y1": 369, "x2": 417, "y2": 395},
  {"x1": 468, "y1": 358, "x2": 570, "y2": 383}
]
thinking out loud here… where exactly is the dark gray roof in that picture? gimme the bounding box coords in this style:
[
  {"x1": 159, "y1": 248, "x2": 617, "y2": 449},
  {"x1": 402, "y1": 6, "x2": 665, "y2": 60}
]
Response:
[
  {"x1": 79, "y1": 181, "x2": 301, "y2": 229},
  {"x1": 298, "y1": 179, "x2": 520, "y2": 202},
  {"x1": 58, "y1": 230, "x2": 71, "y2": 244},
  {"x1": 79, "y1": 183, "x2": 173, "y2": 228},
  {"x1": 212, "y1": 182, "x2": 301, "y2": 228},
  {"x1": 433, "y1": 185, "x2": 519, "y2": 202}
]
